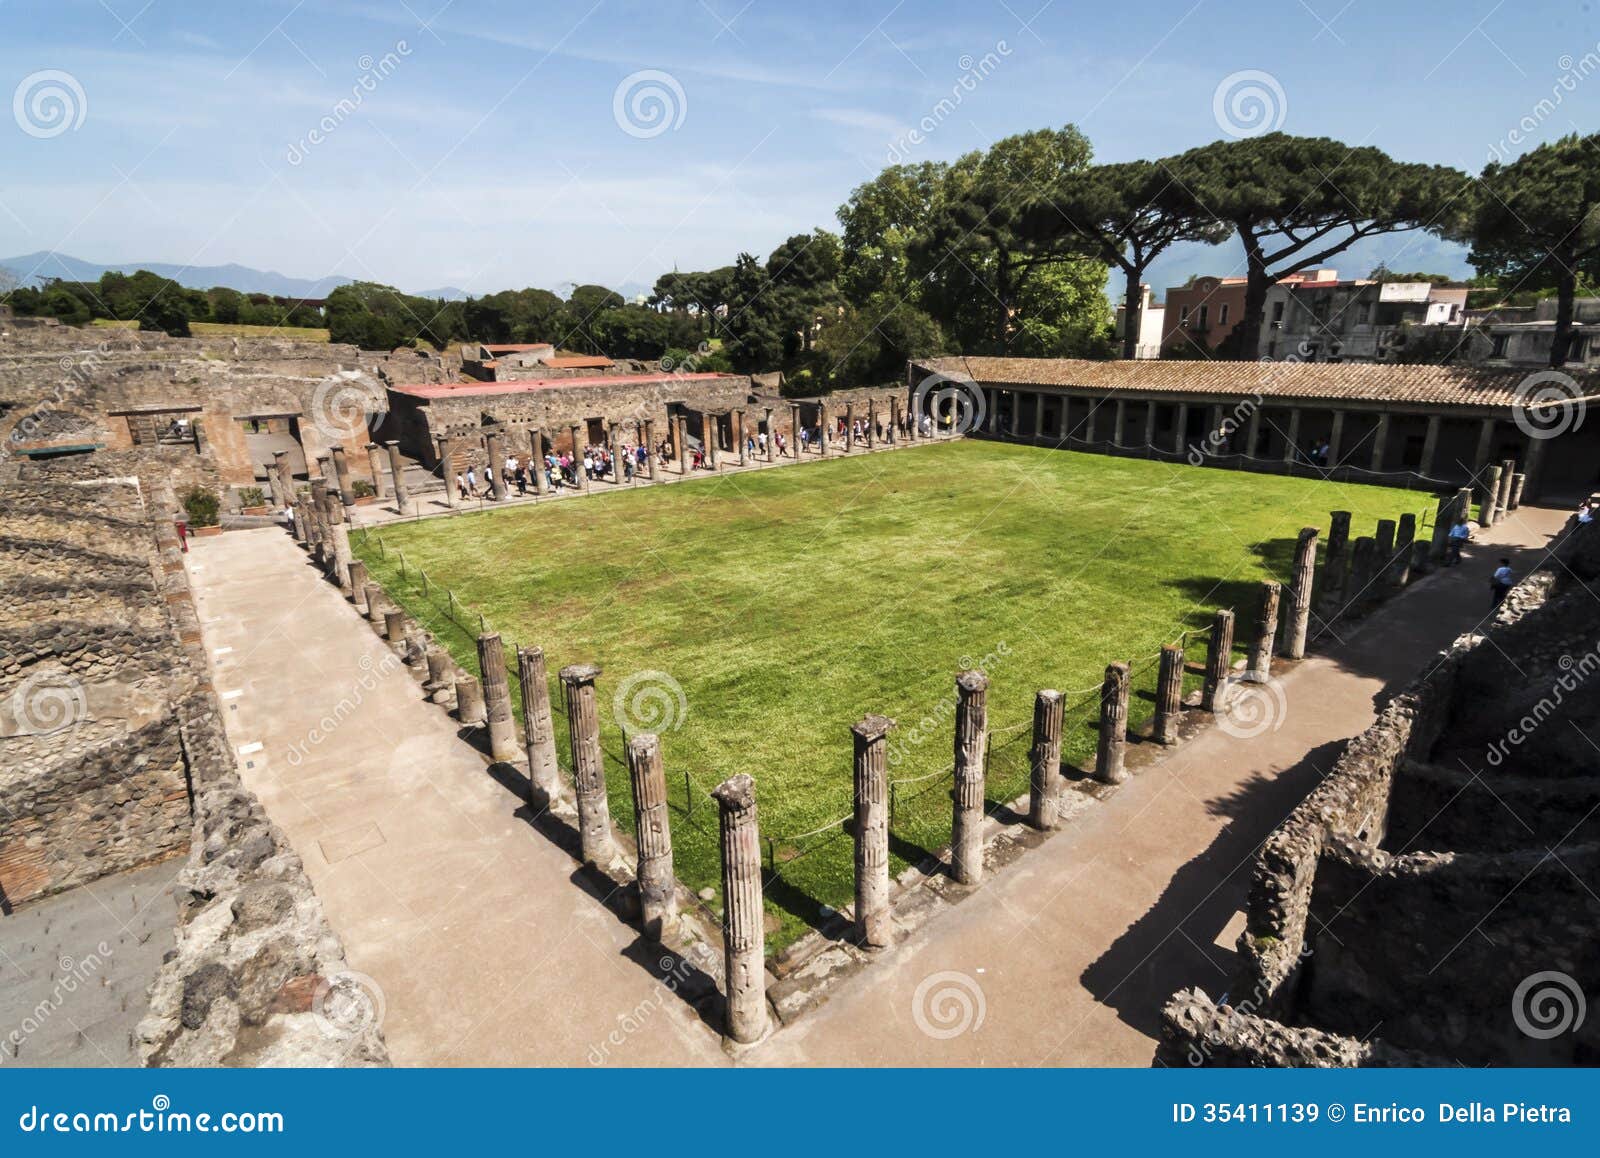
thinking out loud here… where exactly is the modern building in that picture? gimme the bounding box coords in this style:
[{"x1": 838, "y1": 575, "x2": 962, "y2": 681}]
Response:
[
  {"x1": 1162, "y1": 269, "x2": 1343, "y2": 356},
  {"x1": 1480, "y1": 296, "x2": 1600, "y2": 370},
  {"x1": 1262, "y1": 277, "x2": 1469, "y2": 362},
  {"x1": 1113, "y1": 285, "x2": 1165, "y2": 359},
  {"x1": 910, "y1": 354, "x2": 1600, "y2": 500}
]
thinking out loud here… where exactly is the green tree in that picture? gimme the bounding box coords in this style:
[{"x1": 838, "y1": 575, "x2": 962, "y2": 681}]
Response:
[
  {"x1": 837, "y1": 161, "x2": 947, "y2": 305},
  {"x1": 815, "y1": 292, "x2": 945, "y2": 386},
  {"x1": 1160, "y1": 134, "x2": 1472, "y2": 359},
  {"x1": 1469, "y1": 132, "x2": 1600, "y2": 367}
]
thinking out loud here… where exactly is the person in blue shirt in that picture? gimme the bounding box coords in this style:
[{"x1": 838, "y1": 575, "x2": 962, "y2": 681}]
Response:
[
  {"x1": 1490, "y1": 558, "x2": 1514, "y2": 607},
  {"x1": 1446, "y1": 516, "x2": 1472, "y2": 566}
]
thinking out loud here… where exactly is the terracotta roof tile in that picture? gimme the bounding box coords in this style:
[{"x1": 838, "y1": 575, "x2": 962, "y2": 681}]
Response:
[{"x1": 913, "y1": 356, "x2": 1600, "y2": 410}]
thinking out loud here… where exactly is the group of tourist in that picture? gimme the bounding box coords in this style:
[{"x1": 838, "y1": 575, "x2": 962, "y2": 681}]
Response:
[{"x1": 1444, "y1": 511, "x2": 1516, "y2": 608}]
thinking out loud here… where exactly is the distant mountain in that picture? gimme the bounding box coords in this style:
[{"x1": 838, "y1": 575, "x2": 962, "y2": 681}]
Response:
[
  {"x1": 0, "y1": 251, "x2": 356, "y2": 298},
  {"x1": 412, "y1": 286, "x2": 471, "y2": 301}
]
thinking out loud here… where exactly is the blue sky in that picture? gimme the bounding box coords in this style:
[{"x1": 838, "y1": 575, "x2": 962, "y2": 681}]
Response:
[{"x1": 3, "y1": 0, "x2": 1600, "y2": 298}]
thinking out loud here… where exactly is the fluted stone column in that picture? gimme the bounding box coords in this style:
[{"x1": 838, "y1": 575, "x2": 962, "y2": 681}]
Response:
[
  {"x1": 384, "y1": 609, "x2": 406, "y2": 653},
  {"x1": 764, "y1": 408, "x2": 775, "y2": 462},
  {"x1": 1509, "y1": 472, "x2": 1526, "y2": 511},
  {"x1": 851, "y1": 714, "x2": 894, "y2": 947},
  {"x1": 290, "y1": 498, "x2": 308, "y2": 543},
  {"x1": 1349, "y1": 536, "x2": 1378, "y2": 612},
  {"x1": 1281, "y1": 527, "x2": 1318, "y2": 660},
  {"x1": 525, "y1": 429, "x2": 547, "y2": 495},
  {"x1": 1173, "y1": 403, "x2": 1188, "y2": 454},
  {"x1": 1496, "y1": 458, "x2": 1516, "y2": 521},
  {"x1": 439, "y1": 437, "x2": 459, "y2": 508},
  {"x1": 1153, "y1": 644, "x2": 1184, "y2": 745},
  {"x1": 819, "y1": 408, "x2": 830, "y2": 457},
  {"x1": 950, "y1": 670, "x2": 988, "y2": 886},
  {"x1": 1026, "y1": 690, "x2": 1065, "y2": 830},
  {"x1": 734, "y1": 409, "x2": 747, "y2": 465},
  {"x1": 867, "y1": 400, "x2": 877, "y2": 448},
  {"x1": 517, "y1": 646, "x2": 562, "y2": 806},
  {"x1": 1428, "y1": 493, "x2": 1452, "y2": 561},
  {"x1": 1096, "y1": 662, "x2": 1130, "y2": 784},
  {"x1": 609, "y1": 424, "x2": 625, "y2": 486},
  {"x1": 788, "y1": 405, "x2": 800, "y2": 457},
  {"x1": 1480, "y1": 464, "x2": 1503, "y2": 527},
  {"x1": 364, "y1": 582, "x2": 384, "y2": 626},
  {"x1": 330, "y1": 444, "x2": 357, "y2": 507},
  {"x1": 1201, "y1": 609, "x2": 1235, "y2": 712},
  {"x1": 366, "y1": 443, "x2": 388, "y2": 498},
  {"x1": 560, "y1": 664, "x2": 615, "y2": 866},
  {"x1": 712, "y1": 773, "x2": 767, "y2": 1044},
  {"x1": 1375, "y1": 518, "x2": 1397, "y2": 585},
  {"x1": 1369, "y1": 413, "x2": 1390, "y2": 471},
  {"x1": 676, "y1": 415, "x2": 689, "y2": 474},
  {"x1": 626, "y1": 732, "x2": 677, "y2": 941},
  {"x1": 325, "y1": 498, "x2": 353, "y2": 594},
  {"x1": 485, "y1": 432, "x2": 507, "y2": 500},
  {"x1": 889, "y1": 398, "x2": 900, "y2": 444},
  {"x1": 475, "y1": 632, "x2": 518, "y2": 761},
  {"x1": 268, "y1": 451, "x2": 291, "y2": 507},
  {"x1": 1249, "y1": 581, "x2": 1280, "y2": 680},
  {"x1": 705, "y1": 414, "x2": 719, "y2": 468},
  {"x1": 348, "y1": 560, "x2": 369, "y2": 613},
  {"x1": 1318, "y1": 511, "x2": 1352, "y2": 620},
  {"x1": 637, "y1": 421, "x2": 653, "y2": 481},
  {"x1": 385, "y1": 442, "x2": 410, "y2": 513},
  {"x1": 455, "y1": 674, "x2": 485, "y2": 725},
  {"x1": 1391, "y1": 513, "x2": 1415, "y2": 586}
]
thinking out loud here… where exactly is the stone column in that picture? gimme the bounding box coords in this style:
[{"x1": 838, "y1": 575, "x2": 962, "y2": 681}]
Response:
[
  {"x1": 485, "y1": 431, "x2": 506, "y2": 500},
  {"x1": 1113, "y1": 399, "x2": 1127, "y2": 448},
  {"x1": 560, "y1": 664, "x2": 615, "y2": 866},
  {"x1": 384, "y1": 609, "x2": 406, "y2": 653},
  {"x1": 348, "y1": 560, "x2": 369, "y2": 613},
  {"x1": 626, "y1": 732, "x2": 677, "y2": 941},
  {"x1": 366, "y1": 443, "x2": 389, "y2": 498},
  {"x1": 639, "y1": 421, "x2": 656, "y2": 480},
  {"x1": 1421, "y1": 414, "x2": 1445, "y2": 478},
  {"x1": 1095, "y1": 662, "x2": 1130, "y2": 783},
  {"x1": 819, "y1": 407, "x2": 830, "y2": 457},
  {"x1": 950, "y1": 670, "x2": 988, "y2": 886},
  {"x1": 1470, "y1": 417, "x2": 1495, "y2": 476},
  {"x1": 676, "y1": 414, "x2": 689, "y2": 473},
  {"x1": 1480, "y1": 463, "x2": 1503, "y2": 527},
  {"x1": 1283, "y1": 408, "x2": 1302, "y2": 464},
  {"x1": 1349, "y1": 537, "x2": 1378, "y2": 612},
  {"x1": 1318, "y1": 511, "x2": 1352, "y2": 619},
  {"x1": 1026, "y1": 690, "x2": 1065, "y2": 830},
  {"x1": 735, "y1": 409, "x2": 748, "y2": 465},
  {"x1": 330, "y1": 444, "x2": 357, "y2": 507},
  {"x1": 764, "y1": 408, "x2": 775, "y2": 462},
  {"x1": 1428, "y1": 492, "x2": 1453, "y2": 561},
  {"x1": 1144, "y1": 401, "x2": 1159, "y2": 449},
  {"x1": 516, "y1": 645, "x2": 562, "y2": 806},
  {"x1": 476, "y1": 632, "x2": 518, "y2": 761},
  {"x1": 268, "y1": 451, "x2": 291, "y2": 507},
  {"x1": 1375, "y1": 517, "x2": 1396, "y2": 585},
  {"x1": 1201, "y1": 609, "x2": 1235, "y2": 712},
  {"x1": 889, "y1": 397, "x2": 901, "y2": 444},
  {"x1": 842, "y1": 404, "x2": 855, "y2": 452},
  {"x1": 1509, "y1": 473, "x2": 1526, "y2": 510},
  {"x1": 1390, "y1": 514, "x2": 1415, "y2": 586},
  {"x1": 1522, "y1": 435, "x2": 1547, "y2": 498},
  {"x1": 1496, "y1": 458, "x2": 1516, "y2": 520},
  {"x1": 704, "y1": 413, "x2": 720, "y2": 468},
  {"x1": 364, "y1": 582, "x2": 384, "y2": 627},
  {"x1": 1153, "y1": 644, "x2": 1184, "y2": 745},
  {"x1": 1245, "y1": 404, "x2": 1262, "y2": 458},
  {"x1": 325, "y1": 499, "x2": 354, "y2": 594},
  {"x1": 290, "y1": 497, "x2": 308, "y2": 543},
  {"x1": 1009, "y1": 393, "x2": 1023, "y2": 438},
  {"x1": 526, "y1": 429, "x2": 547, "y2": 495},
  {"x1": 611, "y1": 424, "x2": 626, "y2": 486},
  {"x1": 1281, "y1": 527, "x2": 1318, "y2": 660},
  {"x1": 1369, "y1": 413, "x2": 1390, "y2": 472},
  {"x1": 1174, "y1": 402, "x2": 1189, "y2": 454},
  {"x1": 424, "y1": 649, "x2": 452, "y2": 705},
  {"x1": 1038, "y1": 394, "x2": 1051, "y2": 444},
  {"x1": 712, "y1": 773, "x2": 767, "y2": 1045},
  {"x1": 1249, "y1": 581, "x2": 1280, "y2": 680},
  {"x1": 866, "y1": 399, "x2": 877, "y2": 448},
  {"x1": 386, "y1": 442, "x2": 410, "y2": 512},
  {"x1": 1325, "y1": 411, "x2": 1345, "y2": 469},
  {"x1": 788, "y1": 405, "x2": 801, "y2": 457},
  {"x1": 455, "y1": 675, "x2": 485, "y2": 725},
  {"x1": 439, "y1": 437, "x2": 459, "y2": 508},
  {"x1": 851, "y1": 714, "x2": 894, "y2": 947}
]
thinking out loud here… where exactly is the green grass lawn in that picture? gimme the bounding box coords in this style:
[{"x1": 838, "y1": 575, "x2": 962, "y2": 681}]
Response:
[{"x1": 353, "y1": 439, "x2": 1435, "y2": 950}]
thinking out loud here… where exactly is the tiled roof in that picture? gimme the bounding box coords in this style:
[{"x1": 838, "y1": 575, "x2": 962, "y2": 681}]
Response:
[
  {"x1": 542, "y1": 355, "x2": 613, "y2": 369},
  {"x1": 913, "y1": 356, "x2": 1600, "y2": 410},
  {"x1": 389, "y1": 373, "x2": 736, "y2": 400}
]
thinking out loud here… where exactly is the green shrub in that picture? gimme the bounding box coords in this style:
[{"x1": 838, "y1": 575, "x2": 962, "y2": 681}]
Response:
[
  {"x1": 352, "y1": 478, "x2": 376, "y2": 499},
  {"x1": 182, "y1": 486, "x2": 221, "y2": 527},
  {"x1": 238, "y1": 486, "x2": 266, "y2": 507}
]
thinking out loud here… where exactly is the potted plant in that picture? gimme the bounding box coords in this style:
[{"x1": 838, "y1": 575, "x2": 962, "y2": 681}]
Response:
[
  {"x1": 182, "y1": 486, "x2": 223, "y2": 537},
  {"x1": 238, "y1": 486, "x2": 269, "y2": 515},
  {"x1": 352, "y1": 478, "x2": 378, "y2": 506}
]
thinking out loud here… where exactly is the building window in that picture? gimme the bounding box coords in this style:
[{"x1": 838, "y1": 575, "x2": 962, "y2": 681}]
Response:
[
  {"x1": 1568, "y1": 332, "x2": 1588, "y2": 361},
  {"x1": 1490, "y1": 334, "x2": 1509, "y2": 359},
  {"x1": 1271, "y1": 301, "x2": 1285, "y2": 326},
  {"x1": 1180, "y1": 306, "x2": 1190, "y2": 326},
  {"x1": 1198, "y1": 305, "x2": 1209, "y2": 330},
  {"x1": 1219, "y1": 303, "x2": 1230, "y2": 326}
]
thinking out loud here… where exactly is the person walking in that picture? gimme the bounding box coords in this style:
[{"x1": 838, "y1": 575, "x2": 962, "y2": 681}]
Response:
[
  {"x1": 1490, "y1": 557, "x2": 1515, "y2": 607},
  {"x1": 1446, "y1": 515, "x2": 1472, "y2": 566}
]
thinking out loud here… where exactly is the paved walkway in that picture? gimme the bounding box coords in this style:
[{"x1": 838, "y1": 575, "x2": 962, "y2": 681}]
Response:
[
  {"x1": 185, "y1": 530, "x2": 727, "y2": 1065},
  {"x1": 185, "y1": 496, "x2": 1567, "y2": 1066},
  {"x1": 747, "y1": 504, "x2": 1569, "y2": 1066}
]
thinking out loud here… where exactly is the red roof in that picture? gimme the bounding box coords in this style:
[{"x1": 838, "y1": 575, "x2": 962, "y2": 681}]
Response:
[
  {"x1": 482, "y1": 343, "x2": 554, "y2": 353},
  {"x1": 543, "y1": 355, "x2": 613, "y2": 369},
  {"x1": 388, "y1": 373, "x2": 737, "y2": 399}
]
